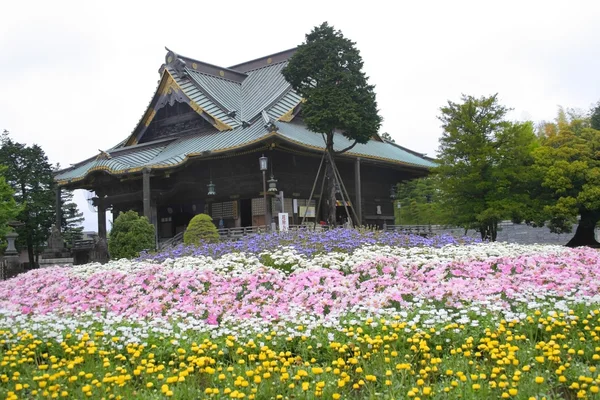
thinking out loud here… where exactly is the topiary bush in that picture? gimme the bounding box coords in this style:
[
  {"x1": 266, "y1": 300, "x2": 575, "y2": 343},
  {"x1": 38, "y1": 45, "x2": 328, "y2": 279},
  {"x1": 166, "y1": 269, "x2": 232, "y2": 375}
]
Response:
[
  {"x1": 183, "y1": 213, "x2": 219, "y2": 245},
  {"x1": 108, "y1": 210, "x2": 155, "y2": 259}
]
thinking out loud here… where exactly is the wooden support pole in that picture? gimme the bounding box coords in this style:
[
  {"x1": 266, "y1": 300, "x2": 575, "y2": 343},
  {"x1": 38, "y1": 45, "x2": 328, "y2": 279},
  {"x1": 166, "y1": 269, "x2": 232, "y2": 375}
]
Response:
[
  {"x1": 143, "y1": 168, "x2": 151, "y2": 221},
  {"x1": 355, "y1": 157, "x2": 362, "y2": 225},
  {"x1": 301, "y1": 152, "x2": 326, "y2": 226}
]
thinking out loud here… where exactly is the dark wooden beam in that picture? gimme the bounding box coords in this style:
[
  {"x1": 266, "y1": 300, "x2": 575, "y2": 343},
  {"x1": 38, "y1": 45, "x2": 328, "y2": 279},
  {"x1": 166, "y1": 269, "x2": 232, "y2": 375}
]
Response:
[{"x1": 143, "y1": 168, "x2": 151, "y2": 221}]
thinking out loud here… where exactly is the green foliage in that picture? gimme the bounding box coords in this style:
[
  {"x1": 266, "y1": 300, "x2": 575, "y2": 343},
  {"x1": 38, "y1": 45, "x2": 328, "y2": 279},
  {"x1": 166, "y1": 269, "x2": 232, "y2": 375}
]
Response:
[
  {"x1": 108, "y1": 210, "x2": 155, "y2": 259},
  {"x1": 0, "y1": 130, "x2": 56, "y2": 265},
  {"x1": 283, "y1": 22, "x2": 382, "y2": 225},
  {"x1": 590, "y1": 101, "x2": 600, "y2": 131},
  {"x1": 283, "y1": 22, "x2": 382, "y2": 149},
  {"x1": 531, "y1": 108, "x2": 600, "y2": 245},
  {"x1": 0, "y1": 166, "x2": 20, "y2": 246},
  {"x1": 394, "y1": 176, "x2": 447, "y2": 225},
  {"x1": 183, "y1": 214, "x2": 219, "y2": 246},
  {"x1": 60, "y1": 189, "x2": 84, "y2": 248},
  {"x1": 435, "y1": 95, "x2": 539, "y2": 241}
]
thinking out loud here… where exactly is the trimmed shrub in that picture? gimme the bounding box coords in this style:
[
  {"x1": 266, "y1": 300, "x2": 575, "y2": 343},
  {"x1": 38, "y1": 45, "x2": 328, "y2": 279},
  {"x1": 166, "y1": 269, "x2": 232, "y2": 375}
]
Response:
[
  {"x1": 108, "y1": 211, "x2": 155, "y2": 259},
  {"x1": 183, "y1": 213, "x2": 219, "y2": 245}
]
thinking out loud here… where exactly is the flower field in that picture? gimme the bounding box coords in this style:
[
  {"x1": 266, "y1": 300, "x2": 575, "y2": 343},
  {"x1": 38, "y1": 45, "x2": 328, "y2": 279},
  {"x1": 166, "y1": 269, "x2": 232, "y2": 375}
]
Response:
[{"x1": 1, "y1": 229, "x2": 600, "y2": 399}]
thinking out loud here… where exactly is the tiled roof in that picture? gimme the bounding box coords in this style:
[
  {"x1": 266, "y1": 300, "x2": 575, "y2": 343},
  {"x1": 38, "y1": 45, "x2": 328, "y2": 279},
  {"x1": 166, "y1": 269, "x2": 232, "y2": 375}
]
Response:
[{"x1": 56, "y1": 49, "x2": 435, "y2": 184}]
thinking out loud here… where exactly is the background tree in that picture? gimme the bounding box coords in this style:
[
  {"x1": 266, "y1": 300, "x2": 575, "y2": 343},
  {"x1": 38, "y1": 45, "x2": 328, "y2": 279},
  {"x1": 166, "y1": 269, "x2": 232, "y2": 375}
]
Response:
[
  {"x1": 0, "y1": 166, "x2": 21, "y2": 252},
  {"x1": 108, "y1": 210, "x2": 155, "y2": 259},
  {"x1": 283, "y1": 22, "x2": 382, "y2": 225},
  {"x1": 590, "y1": 101, "x2": 600, "y2": 131},
  {"x1": 531, "y1": 107, "x2": 600, "y2": 247},
  {"x1": 394, "y1": 176, "x2": 447, "y2": 226},
  {"x1": 0, "y1": 130, "x2": 55, "y2": 266},
  {"x1": 435, "y1": 94, "x2": 539, "y2": 241},
  {"x1": 60, "y1": 189, "x2": 84, "y2": 248}
]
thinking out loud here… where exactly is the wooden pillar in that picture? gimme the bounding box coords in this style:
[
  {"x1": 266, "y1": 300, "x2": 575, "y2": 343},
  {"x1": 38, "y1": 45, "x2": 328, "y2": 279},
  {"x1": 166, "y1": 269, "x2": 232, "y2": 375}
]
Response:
[
  {"x1": 55, "y1": 186, "x2": 62, "y2": 230},
  {"x1": 95, "y1": 197, "x2": 109, "y2": 264},
  {"x1": 143, "y1": 168, "x2": 151, "y2": 221},
  {"x1": 354, "y1": 157, "x2": 362, "y2": 225},
  {"x1": 97, "y1": 198, "x2": 107, "y2": 241}
]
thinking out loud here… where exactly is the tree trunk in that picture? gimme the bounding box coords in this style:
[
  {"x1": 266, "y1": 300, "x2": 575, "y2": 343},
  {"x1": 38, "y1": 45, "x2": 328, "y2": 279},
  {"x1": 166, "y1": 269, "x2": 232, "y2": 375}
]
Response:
[
  {"x1": 566, "y1": 210, "x2": 600, "y2": 248},
  {"x1": 325, "y1": 133, "x2": 337, "y2": 227},
  {"x1": 27, "y1": 233, "x2": 35, "y2": 268},
  {"x1": 326, "y1": 151, "x2": 336, "y2": 226}
]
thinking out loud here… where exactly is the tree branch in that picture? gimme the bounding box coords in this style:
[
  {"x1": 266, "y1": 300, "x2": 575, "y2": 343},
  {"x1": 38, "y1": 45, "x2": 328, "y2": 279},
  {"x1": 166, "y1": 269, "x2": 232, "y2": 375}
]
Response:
[{"x1": 335, "y1": 140, "x2": 359, "y2": 155}]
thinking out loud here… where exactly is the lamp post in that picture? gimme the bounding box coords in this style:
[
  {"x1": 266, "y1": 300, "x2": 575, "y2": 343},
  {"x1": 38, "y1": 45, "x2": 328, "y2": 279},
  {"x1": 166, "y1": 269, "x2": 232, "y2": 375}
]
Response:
[{"x1": 259, "y1": 155, "x2": 271, "y2": 229}]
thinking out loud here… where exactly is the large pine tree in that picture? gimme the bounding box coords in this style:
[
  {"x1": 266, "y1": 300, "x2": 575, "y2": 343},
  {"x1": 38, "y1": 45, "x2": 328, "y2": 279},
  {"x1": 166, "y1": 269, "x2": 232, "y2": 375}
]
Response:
[{"x1": 283, "y1": 22, "x2": 382, "y2": 225}]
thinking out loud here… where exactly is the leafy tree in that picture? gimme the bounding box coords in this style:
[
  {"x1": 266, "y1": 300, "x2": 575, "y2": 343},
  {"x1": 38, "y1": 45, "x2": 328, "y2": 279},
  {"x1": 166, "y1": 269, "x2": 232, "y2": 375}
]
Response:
[
  {"x1": 531, "y1": 107, "x2": 600, "y2": 247},
  {"x1": 282, "y1": 22, "x2": 382, "y2": 225},
  {"x1": 0, "y1": 166, "x2": 21, "y2": 249},
  {"x1": 591, "y1": 101, "x2": 600, "y2": 131},
  {"x1": 108, "y1": 210, "x2": 155, "y2": 259},
  {"x1": 0, "y1": 130, "x2": 56, "y2": 266},
  {"x1": 394, "y1": 176, "x2": 447, "y2": 226},
  {"x1": 183, "y1": 213, "x2": 219, "y2": 245},
  {"x1": 60, "y1": 189, "x2": 84, "y2": 248},
  {"x1": 435, "y1": 94, "x2": 539, "y2": 241}
]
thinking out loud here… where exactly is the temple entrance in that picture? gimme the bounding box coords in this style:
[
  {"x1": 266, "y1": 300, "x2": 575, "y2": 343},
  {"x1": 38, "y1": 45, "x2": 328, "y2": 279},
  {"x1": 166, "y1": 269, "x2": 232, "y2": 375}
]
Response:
[{"x1": 240, "y1": 199, "x2": 252, "y2": 227}]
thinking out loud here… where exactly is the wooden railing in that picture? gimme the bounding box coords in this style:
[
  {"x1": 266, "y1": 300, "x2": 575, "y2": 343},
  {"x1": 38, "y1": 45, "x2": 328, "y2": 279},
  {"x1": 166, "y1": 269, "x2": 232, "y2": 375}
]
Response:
[
  {"x1": 158, "y1": 231, "x2": 185, "y2": 250},
  {"x1": 384, "y1": 225, "x2": 441, "y2": 236},
  {"x1": 217, "y1": 226, "x2": 268, "y2": 240}
]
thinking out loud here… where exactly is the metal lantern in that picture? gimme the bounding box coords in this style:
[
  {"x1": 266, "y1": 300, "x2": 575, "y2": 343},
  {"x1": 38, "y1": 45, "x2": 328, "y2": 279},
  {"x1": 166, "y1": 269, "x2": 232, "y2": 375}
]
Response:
[
  {"x1": 259, "y1": 154, "x2": 268, "y2": 171},
  {"x1": 390, "y1": 185, "x2": 397, "y2": 200},
  {"x1": 207, "y1": 181, "x2": 216, "y2": 196},
  {"x1": 267, "y1": 175, "x2": 278, "y2": 193}
]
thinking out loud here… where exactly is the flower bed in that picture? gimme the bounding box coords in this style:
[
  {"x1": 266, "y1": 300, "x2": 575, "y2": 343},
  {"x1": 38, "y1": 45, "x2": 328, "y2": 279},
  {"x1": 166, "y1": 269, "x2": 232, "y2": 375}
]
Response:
[{"x1": 1, "y1": 231, "x2": 599, "y2": 399}]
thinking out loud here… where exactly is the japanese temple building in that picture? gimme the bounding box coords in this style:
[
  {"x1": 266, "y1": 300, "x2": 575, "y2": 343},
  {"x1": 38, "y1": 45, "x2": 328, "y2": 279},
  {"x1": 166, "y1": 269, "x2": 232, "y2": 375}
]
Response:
[{"x1": 55, "y1": 48, "x2": 435, "y2": 245}]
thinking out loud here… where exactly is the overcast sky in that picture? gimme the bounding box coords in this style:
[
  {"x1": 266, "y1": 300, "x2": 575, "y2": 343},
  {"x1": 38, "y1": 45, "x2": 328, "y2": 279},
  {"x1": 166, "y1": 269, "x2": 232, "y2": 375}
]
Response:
[{"x1": 2, "y1": 0, "x2": 600, "y2": 231}]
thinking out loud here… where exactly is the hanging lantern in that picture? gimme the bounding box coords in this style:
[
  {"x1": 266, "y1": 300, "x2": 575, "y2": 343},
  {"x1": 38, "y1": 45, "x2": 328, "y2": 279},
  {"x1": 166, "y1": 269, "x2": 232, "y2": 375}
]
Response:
[
  {"x1": 259, "y1": 154, "x2": 268, "y2": 171},
  {"x1": 207, "y1": 181, "x2": 216, "y2": 196},
  {"x1": 267, "y1": 175, "x2": 278, "y2": 193},
  {"x1": 390, "y1": 185, "x2": 397, "y2": 200}
]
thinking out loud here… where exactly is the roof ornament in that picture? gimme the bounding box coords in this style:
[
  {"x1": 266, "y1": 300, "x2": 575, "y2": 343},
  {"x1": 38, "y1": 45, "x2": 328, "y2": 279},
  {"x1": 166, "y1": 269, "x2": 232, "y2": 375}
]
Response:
[
  {"x1": 96, "y1": 149, "x2": 112, "y2": 160},
  {"x1": 228, "y1": 110, "x2": 237, "y2": 118},
  {"x1": 261, "y1": 110, "x2": 271, "y2": 124},
  {"x1": 262, "y1": 110, "x2": 277, "y2": 132},
  {"x1": 242, "y1": 121, "x2": 251, "y2": 128},
  {"x1": 165, "y1": 47, "x2": 187, "y2": 78}
]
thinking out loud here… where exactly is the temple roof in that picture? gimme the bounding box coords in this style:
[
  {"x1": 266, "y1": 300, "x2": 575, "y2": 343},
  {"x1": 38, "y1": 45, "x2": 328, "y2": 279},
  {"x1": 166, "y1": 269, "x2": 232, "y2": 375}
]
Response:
[{"x1": 55, "y1": 48, "x2": 435, "y2": 185}]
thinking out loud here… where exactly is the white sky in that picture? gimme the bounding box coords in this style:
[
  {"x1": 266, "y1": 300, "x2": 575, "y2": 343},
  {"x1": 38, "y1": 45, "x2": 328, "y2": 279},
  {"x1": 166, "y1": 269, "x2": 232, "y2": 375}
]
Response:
[{"x1": 2, "y1": 0, "x2": 600, "y2": 231}]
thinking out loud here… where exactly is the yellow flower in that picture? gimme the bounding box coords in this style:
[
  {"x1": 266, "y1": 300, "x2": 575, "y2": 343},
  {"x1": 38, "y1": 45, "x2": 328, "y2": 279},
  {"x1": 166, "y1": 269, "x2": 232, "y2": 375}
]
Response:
[{"x1": 535, "y1": 376, "x2": 544, "y2": 384}]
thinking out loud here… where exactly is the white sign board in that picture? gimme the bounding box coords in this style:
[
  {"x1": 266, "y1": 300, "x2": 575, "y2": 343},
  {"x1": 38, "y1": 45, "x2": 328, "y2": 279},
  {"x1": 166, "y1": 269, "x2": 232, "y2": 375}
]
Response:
[
  {"x1": 299, "y1": 206, "x2": 315, "y2": 218},
  {"x1": 278, "y1": 213, "x2": 289, "y2": 231}
]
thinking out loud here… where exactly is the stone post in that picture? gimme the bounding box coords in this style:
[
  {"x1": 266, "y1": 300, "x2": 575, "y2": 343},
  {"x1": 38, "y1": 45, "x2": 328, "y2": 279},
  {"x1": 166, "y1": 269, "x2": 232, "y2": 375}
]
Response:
[{"x1": 3, "y1": 231, "x2": 22, "y2": 279}]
